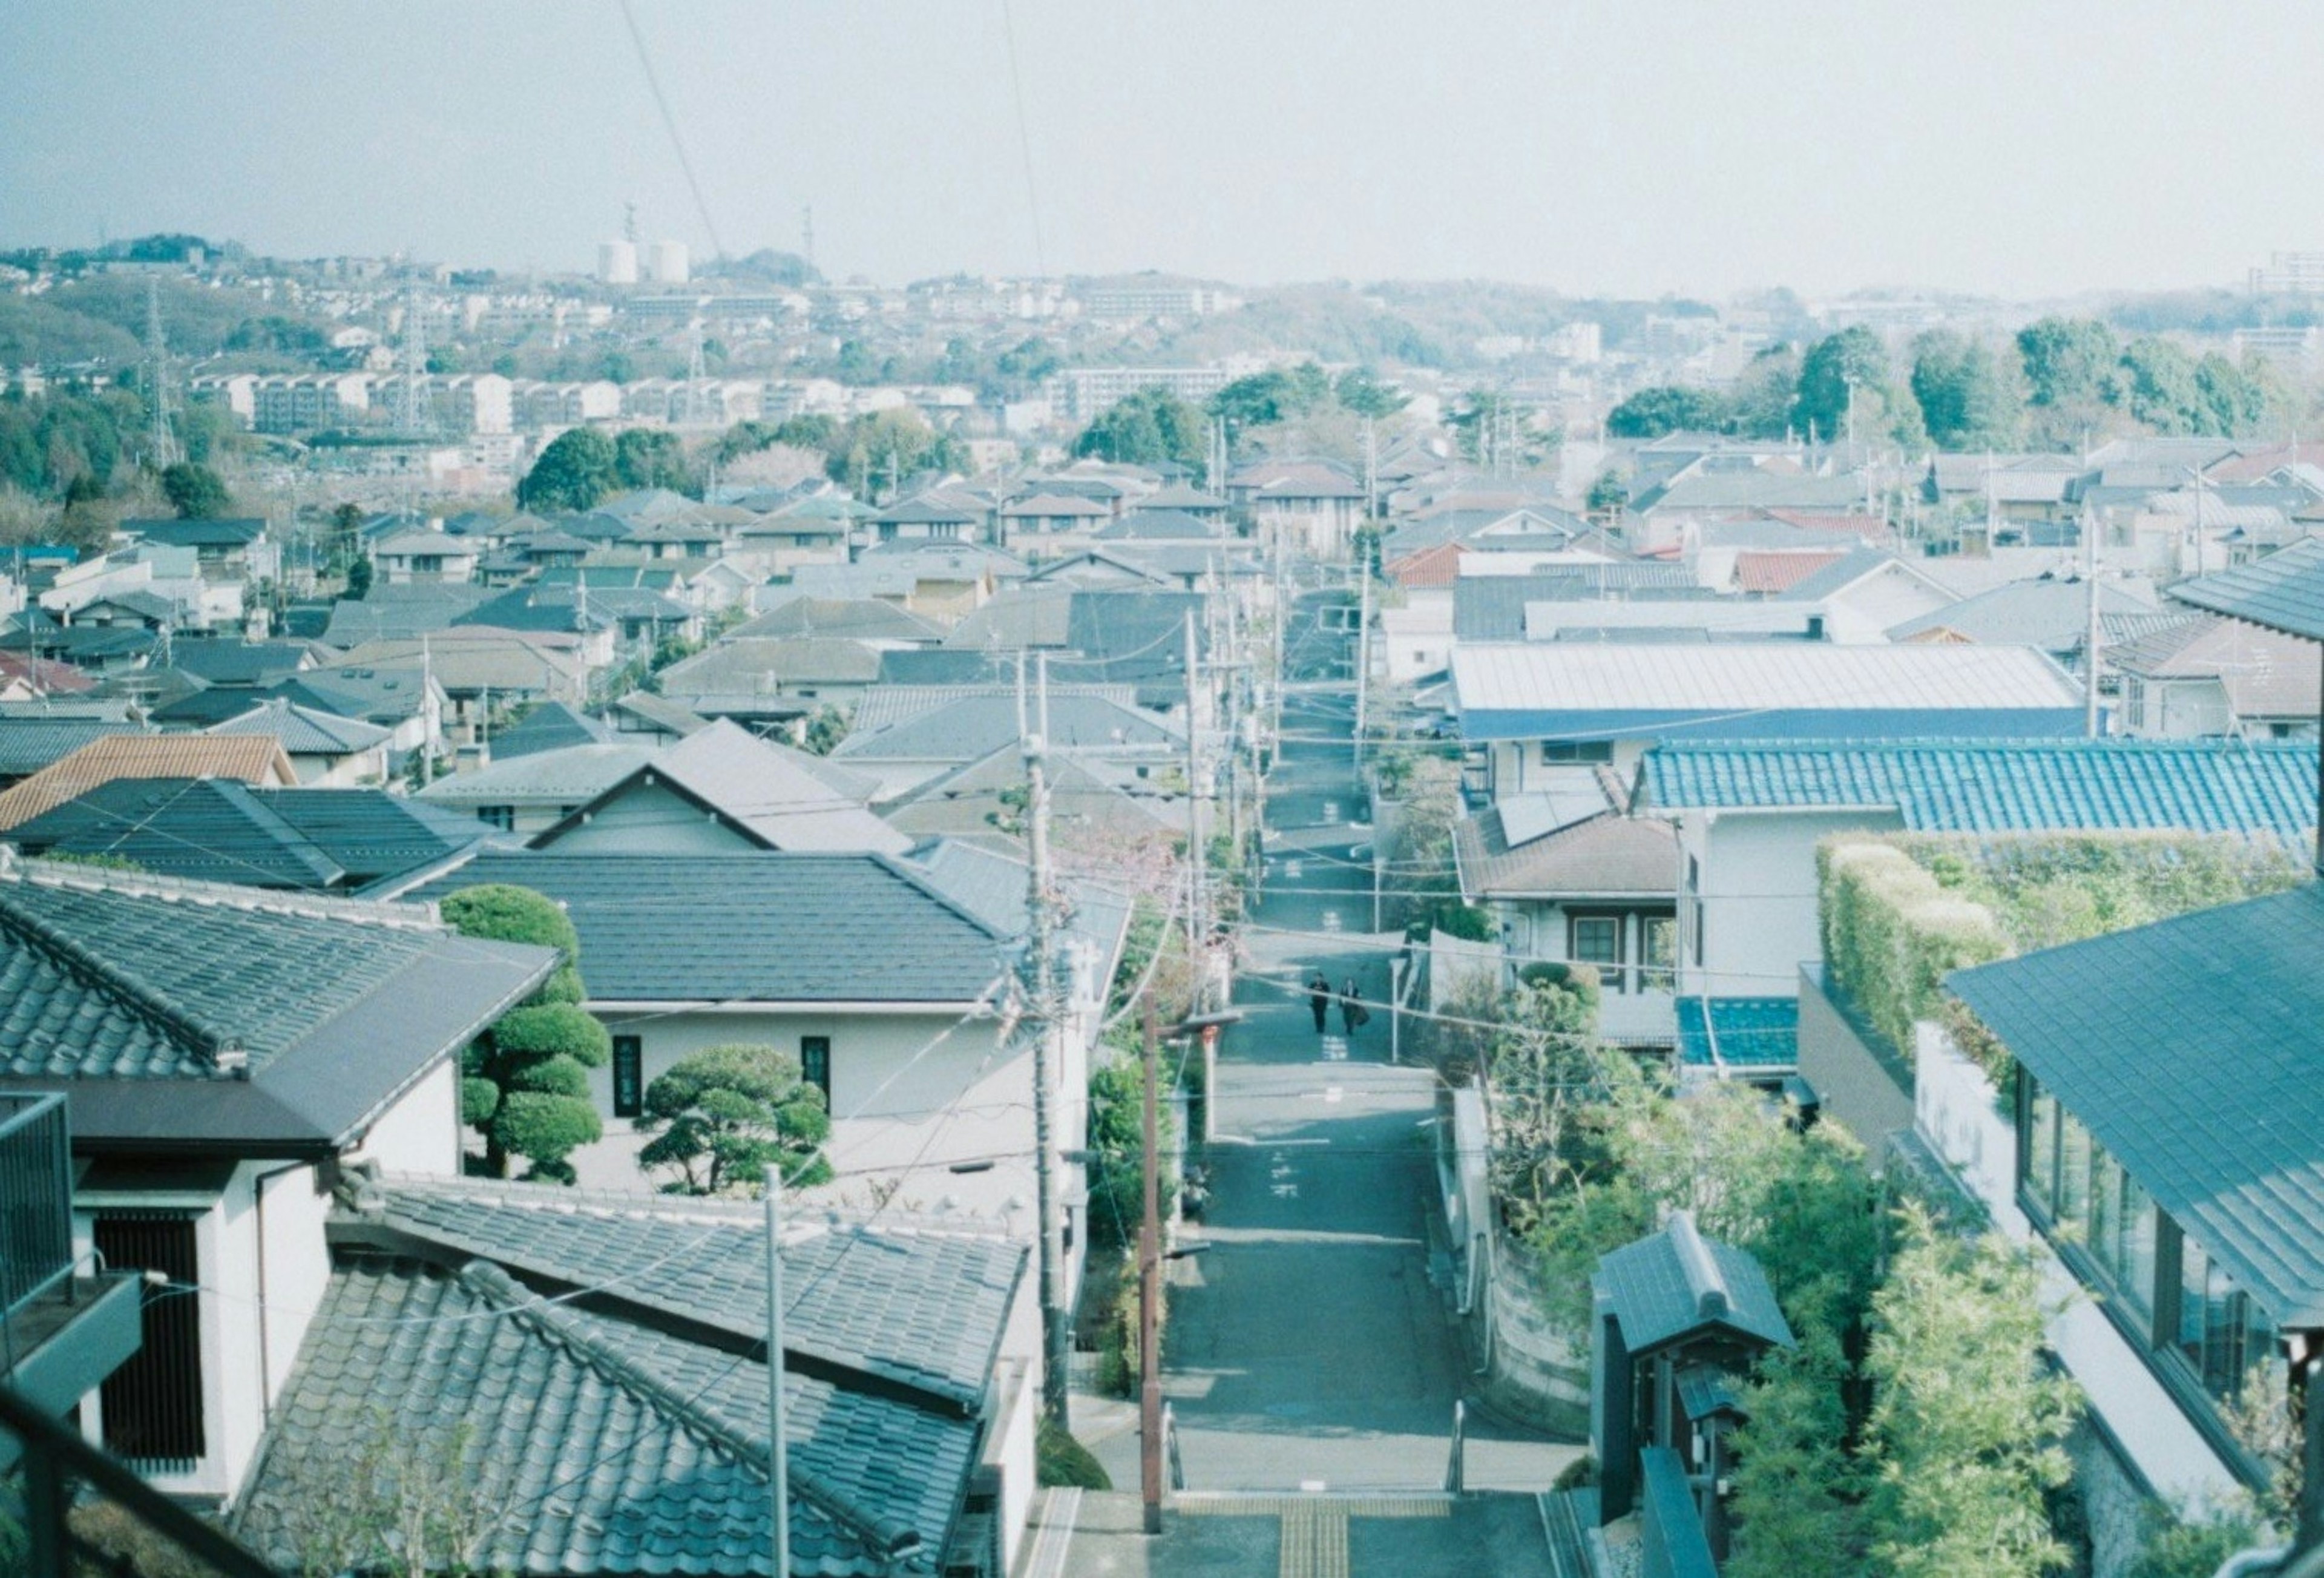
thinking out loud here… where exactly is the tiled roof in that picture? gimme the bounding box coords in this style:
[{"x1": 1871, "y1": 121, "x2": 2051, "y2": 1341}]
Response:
[
  {"x1": 660, "y1": 638, "x2": 886, "y2": 690},
  {"x1": 1733, "y1": 551, "x2": 1843, "y2": 594},
  {"x1": 0, "y1": 863, "x2": 552, "y2": 1148},
  {"x1": 0, "y1": 718, "x2": 130, "y2": 779},
  {"x1": 2168, "y1": 538, "x2": 2324, "y2": 641},
  {"x1": 403, "y1": 852, "x2": 1008, "y2": 1004},
  {"x1": 831, "y1": 692, "x2": 1181, "y2": 764},
  {"x1": 1774, "y1": 547, "x2": 1951, "y2": 603},
  {"x1": 1636, "y1": 738, "x2": 2318, "y2": 842},
  {"x1": 486, "y1": 700, "x2": 615, "y2": 760},
  {"x1": 1452, "y1": 643, "x2": 2086, "y2": 741},
  {"x1": 1592, "y1": 1212, "x2": 1794, "y2": 1355},
  {"x1": 237, "y1": 1179, "x2": 1026, "y2": 1576},
  {"x1": 731, "y1": 598, "x2": 946, "y2": 644},
  {"x1": 1385, "y1": 541, "x2": 1467, "y2": 589},
  {"x1": 1094, "y1": 508, "x2": 1232, "y2": 541},
  {"x1": 1453, "y1": 805, "x2": 1675, "y2": 899},
  {"x1": 2111, "y1": 611, "x2": 2324, "y2": 720},
  {"x1": 1675, "y1": 996, "x2": 1798, "y2": 1070},
  {"x1": 1886, "y1": 577, "x2": 2156, "y2": 650},
  {"x1": 166, "y1": 640, "x2": 318, "y2": 686},
  {"x1": 1948, "y1": 884, "x2": 2324, "y2": 1326},
  {"x1": 416, "y1": 743, "x2": 652, "y2": 806},
  {"x1": 320, "y1": 584, "x2": 496, "y2": 646},
  {"x1": 0, "y1": 733, "x2": 295, "y2": 830},
  {"x1": 209, "y1": 697, "x2": 393, "y2": 756}
]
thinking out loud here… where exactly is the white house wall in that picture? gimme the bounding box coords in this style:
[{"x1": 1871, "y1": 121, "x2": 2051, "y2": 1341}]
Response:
[
  {"x1": 547, "y1": 780, "x2": 757, "y2": 853},
  {"x1": 350, "y1": 1057, "x2": 464, "y2": 1177},
  {"x1": 1681, "y1": 807, "x2": 1904, "y2": 1000}
]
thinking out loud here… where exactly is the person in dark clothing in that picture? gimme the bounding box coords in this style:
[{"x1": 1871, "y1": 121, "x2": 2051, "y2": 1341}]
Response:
[
  {"x1": 1308, "y1": 973, "x2": 1331, "y2": 1033},
  {"x1": 1341, "y1": 978, "x2": 1365, "y2": 1037}
]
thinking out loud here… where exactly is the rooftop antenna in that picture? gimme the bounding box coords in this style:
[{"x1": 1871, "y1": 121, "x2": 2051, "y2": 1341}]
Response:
[
  {"x1": 397, "y1": 280, "x2": 433, "y2": 437},
  {"x1": 623, "y1": 200, "x2": 640, "y2": 245},
  {"x1": 143, "y1": 277, "x2": 180, "y2": 468}
]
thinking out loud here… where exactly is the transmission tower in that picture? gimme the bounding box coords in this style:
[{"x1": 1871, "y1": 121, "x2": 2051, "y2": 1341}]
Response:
[
  {"x1": 143, "y1": 277, "x2": 180, "y2": 468},
  {"x1": 396, "y1": 283, "x2": 434, "y2": 437}
]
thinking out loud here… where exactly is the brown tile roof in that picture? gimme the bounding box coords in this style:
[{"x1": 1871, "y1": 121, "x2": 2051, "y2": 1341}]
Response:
[
  {"x1": 1387, "y1": 541, "x2": 1466, "y2": 589},
  {"x1": 1453, "y1": 806, "x2": 1677, "y2": 900},
  {"x1": 0, "y1": 734, "x2": 297, "y2": 831},
  {"x1": 1733, "y1": 550, "x2": 1844, "y2": 595}
]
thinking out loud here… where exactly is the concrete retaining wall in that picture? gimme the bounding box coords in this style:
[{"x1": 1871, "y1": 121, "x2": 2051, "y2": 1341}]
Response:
[
  {"x1": 1795, "y1": 963, "x2": 1915, "y2": 1157},
  {"x1": 1476, "y1": 1237, "x2": 1591, "y2": 1437}
]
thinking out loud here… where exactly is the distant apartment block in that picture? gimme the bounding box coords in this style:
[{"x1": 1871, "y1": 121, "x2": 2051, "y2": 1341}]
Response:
[
  {"x1": 1078, "y1": 284, "x2": 1240, "y2": 323},
  {"x1": 2231, "y1": 325, "x2": 2322, "y2": 376},
  {"x1": 510, "y1": 379, "x2": 623, "y2": 430},
  {"x1": 251, "y1": 373, "x2": 372, "y2": 434},
  {"x1": 1044, "y1": 365, "x2": 1233, "y2": 424},
  {"x1": 369, "y1": 373, "x2": 513, "y2": 435},
  {"x1": 2248, "y1": 250, "x2": 2324, "y2": 293}
]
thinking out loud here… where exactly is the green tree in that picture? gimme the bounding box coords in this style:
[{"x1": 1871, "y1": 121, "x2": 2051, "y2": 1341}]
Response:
[
  {"x1": 1086, "y1": 1044, "x2": 1176, "y2": 1244},
  {"x1": 346, "y1": 554, "x2": 373, "y2": 600},
  {"x1": 1073, "y1": 387, "x2": 1207, "y2": 470},
  {"x1": 2015, "y1": 316, "x2": 2121, "y2": 445},
  {"x1": 635, "y1": 1043, "x2": 832, "y2": 1194},
  {"x1": 827, "y1": 408, "x2": 963, "y2": 496},
  {"x1": 1586, "y1": 469, "x2": 1627, "y2": 514},
  {"x1": 1606, "y1": 384, "x2": 1729, "y2": 439},
  {"x1": 159, "y1": 459, "x2": 231, "y2": 519},
  {"x1": 801, "y1": 704, "x2": 849, "y2": 755},
  {"x1": 2118, "y1": 336, "x2": 2208, "y2": 433},
  {"x1": 613, "y1": 427, "x2": 691, "y2": 493},
  {"x1": 1794, "y1": 327, "x2": 1903, "y2": 445},
  {"x1": 1726, "y1": 343, "x2": 1805, "y2": 439},
  {"x1": 1727, "y1": 1331, "x2": 1866, "y2": 1578},
  {"x1": 518, "y1": 427, "x2": 618, "y2": 511},
  {"x1": 327, "y1": 500, "x2": 366, "y2": 576},
  {"x1": 1911, "y1": 330, "x2": 2023, "y2": 451},
  {"x1": 439, "y1": 885, "x2": 612, "y2": 1183},
  {"x1": 1334, "y1": 367, "x2": 1409, "y2": 419},
  {"x1": 1861, "y1": 1206, "x2": 2078, "y2": 1578},
  {"x1": 1208, "y1": 364, "x2": 1330, "y2": 430}
]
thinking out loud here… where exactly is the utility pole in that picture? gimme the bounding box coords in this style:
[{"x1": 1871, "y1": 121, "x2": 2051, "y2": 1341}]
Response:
[
  {"x1": 764, "y1": 1175, "x2": 791, "y2": 1578},
  {"x1": 1183, "y1": 612, "x2": 1207, "y2": 967},
  {"x1": 143, "y1": 277, "x2": 179, "y2": 469},
  {"x1": 398, "y1": 282, "x2": 432, "y2": 437},
  {"x1": 1363, "y1": 418, "x2": 1377, "y2": 521},
  {"x1": 1353, "y1": 558, "x2": 1371, "y2": 771},
  {"x1": 1138, "y1": 1000, "x2": 1164, "y2": 1534},
  {"x1": 420, "y1": 634, "x2": 435, "y2": 785},
  {"x1": 2083, "y1": 507, "x2": 2102, "y2": 738},
  {"x1": 1019, "y1": 653, "x2": 1071, "y2": 1431}
]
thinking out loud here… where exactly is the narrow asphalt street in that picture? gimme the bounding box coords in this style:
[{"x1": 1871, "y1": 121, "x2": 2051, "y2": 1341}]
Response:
[{"x1": 1061, "y1": 587, "x2": 1570, "y2": 1576}]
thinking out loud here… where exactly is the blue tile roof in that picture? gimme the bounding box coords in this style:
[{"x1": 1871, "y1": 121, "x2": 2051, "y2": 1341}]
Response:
[
  {"x1": 1639, "y1": 738, "x2": 2318, "y2": 842},
  {"x1": 1675, "y1": 995, "x2": 1798, "y2": 1068}
]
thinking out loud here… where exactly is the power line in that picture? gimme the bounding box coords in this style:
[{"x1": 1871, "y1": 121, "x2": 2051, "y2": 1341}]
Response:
[
  {"x1": 995, "y1": 0, "x2": 1048, "y2": 277},
  {"x1": 618, "y1": 0, "x2": 727, "y2": 260}
]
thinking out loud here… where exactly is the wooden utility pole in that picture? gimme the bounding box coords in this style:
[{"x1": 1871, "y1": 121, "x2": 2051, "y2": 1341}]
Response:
[
  {"x1": 1139, "y1": 999, "x2": 1164, "y2": 1534},
  {"x1": 1353, "y1": 559, "x2": 1371, "y2": 771},
  {"x1": 2083, "y1": 507, "x2": 2102, "y2": 739},
  {"x1": 1019, "y1": 653, "x2": 1070, "y2": 1429},
  {"x1": 1183, "y1": 611, "x2": 1206, "y2": 956}
]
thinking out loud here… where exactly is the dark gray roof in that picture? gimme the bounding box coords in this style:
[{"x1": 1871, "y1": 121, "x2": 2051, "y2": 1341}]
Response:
[
  {"x1": 1949, "y1": 883, "x2": 2324, "y2": 1328},
  {"x1": 404, "y1": 852, "x2": 1008, "y2": 1004},
  {"x1": 0, "y1": 866, "x2": 553, "y2": 1152},
  {"x1": 0, "y1": 718, "x2": 128, "y2": 778},
  {"x1": 488, "y1": 700, "x2": 614, "y2": 760},
  {"x1": 2170, "y1": 538, "x2": 2324, "y2": 642},
  {"x1": 120, "y1": 517, "x2": 266, "y2": 549},
  {"x1": 1592, "y1": 1212, "x2": 1793, "y2": 1356},
  {"x1": 209, "y1": 697, "x2": 392, "y2": 755},
  {"x1": 321, "y1": 584, "x2": 495, "y2": 646},
  {"x1": 831, "y1": 692, "x2": 1181, "y2": 764},
  {"x1": 1453, "y1": 568, "x2": 1707, "y2": 640}
]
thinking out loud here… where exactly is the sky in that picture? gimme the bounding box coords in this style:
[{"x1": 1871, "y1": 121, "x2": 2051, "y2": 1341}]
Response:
[{"x1": 7, "y1": 0, "x2": 2324, "y2": 300}]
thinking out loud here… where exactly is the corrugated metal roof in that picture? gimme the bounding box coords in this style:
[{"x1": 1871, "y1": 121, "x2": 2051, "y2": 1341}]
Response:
[
  {"x1": 1949, "y1": 884, "x2": 2324, "y2": 1327},
  {"x1": 1638, "y1": 738, "x2": 2317, "y2": 841},
  {"x1": 2170, "y1": 538, "x2": 2324, "y2": 641},
  {"x1": 1452, "y1": 642, "x2": 2085, "y2": 739}
]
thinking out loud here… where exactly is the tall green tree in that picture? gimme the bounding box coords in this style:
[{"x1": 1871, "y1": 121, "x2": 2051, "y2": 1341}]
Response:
[
  {"x1": 612, "y1": 427, "x2": 691, "y2": 493},
  {"x1": 1073, "y1": 387, "x2": 1207, "y2": 469},
  {"x1": 635, "y1": 1044, "x2": 832, "y2": 1194},
  {"x1": 1794, "y1": 327, "x2": 1907, "y2": 445},
  {"x1": 1606, "y1": 385, "x2": 1730, "y2": 439},
  {"x1": 1208, "y1": 364, "x2": 1330, "y2": 430},
  {"x1": 160, "y1": 460, "x2": 232, "y2": 519},
  {"x1": 826, "y1": 408, "x2": 963, "y2": 496},
  {"x1": 2118, "y1": 336, "x2": 2208, "y2": 433},
  {"x1": 1728, "y1": 1331, "x2": 1866, "y2": 1578},
  {"x1": 1725, "y1": 344, "x2": 1805, "y2": 439},
  {"x1": 519, "y1": 427, "x2": 618, "y2": 511},
  {"x1": 1861, "y1": 1206, "x2": 2078, "y2": 1578},
  {"x1": 1334, "y1": 367, "x2": 1410, "y2": 420},
  {"x1": 439, "y1": 884, "x2": 612, "y2": 1183},
  {"x1": 1911, "y1": 330, "x2": 2023, "y2": 451},
  {"x1": 2015, "y1": 317, "x2": 2122, "y2": 446}
]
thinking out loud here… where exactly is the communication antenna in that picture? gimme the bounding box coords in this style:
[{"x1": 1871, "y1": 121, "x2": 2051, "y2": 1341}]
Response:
[
  {"x1": 398, "y1": 281, "x2": 434, "y2": 437},
  {"x1": 623, "y1": 200, "x2": 640, "y2": 245},
  {"x1": 681, "y1": 317, "x2": 710, "y2": 428},
  {"x1": 143, "y1": 277, "x2": 180, "y2": 468}
]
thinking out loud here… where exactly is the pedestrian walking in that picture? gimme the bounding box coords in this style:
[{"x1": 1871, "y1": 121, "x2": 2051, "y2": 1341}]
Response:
[
  {"x1": 1307, "y1": 972, "x2": 1331, "y2": 1034},
  {"x1": 1341, "y1": 978, "x2": 1367, "y2": 1037}
]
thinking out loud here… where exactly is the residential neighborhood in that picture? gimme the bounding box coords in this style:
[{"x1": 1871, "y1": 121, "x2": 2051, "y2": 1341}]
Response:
[{"x1": 10, "y1": 7, "x2": 2324, "y2": 1576}]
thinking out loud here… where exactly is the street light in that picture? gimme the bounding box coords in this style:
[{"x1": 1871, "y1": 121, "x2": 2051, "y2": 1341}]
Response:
[{"x1": 1141, "y1": 1005, "x2": 1243, "y2": 1535}]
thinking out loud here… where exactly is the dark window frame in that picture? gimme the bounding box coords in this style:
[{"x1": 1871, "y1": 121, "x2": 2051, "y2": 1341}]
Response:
[
  {"x1": 611, "y1": 1035, "x2": 644, "y2": 1119},
  {"x1": 800, "y1": 1036, "x2": 832, "y2": 1103}
]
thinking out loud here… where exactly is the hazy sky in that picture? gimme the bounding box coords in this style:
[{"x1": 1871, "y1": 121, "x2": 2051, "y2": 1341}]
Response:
[{"x1": 8, "y1": 0, "x2": 2324, "y2": 299}]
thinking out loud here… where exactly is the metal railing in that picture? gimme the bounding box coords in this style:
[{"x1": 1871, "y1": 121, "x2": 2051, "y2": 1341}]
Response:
[{"x1": 0, "y1": 1092, "x2": 74, "y2": 1321}]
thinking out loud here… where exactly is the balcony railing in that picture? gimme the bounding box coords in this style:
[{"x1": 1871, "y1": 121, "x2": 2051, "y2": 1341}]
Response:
[{"x1": 0, "y1": 1091, "x2": 74, "y2": 1323}]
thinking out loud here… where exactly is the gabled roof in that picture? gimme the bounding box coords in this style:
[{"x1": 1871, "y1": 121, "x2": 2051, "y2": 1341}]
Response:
[
  {"x1": 166, "y1": 640, "x2": 318, "y2": 686},
  {"x1": 1002, "y1": 491, "x2": 1113, "y2": 518},
  {"x1": 416, "y1": 742, "x2": 655, "y2": 806},
  {"x1": 907, "y1": 837, "x2": 1135, "y2": 965},
  {"x1": 1452, "y1": 643, "x2": 2086, "y2": 743},
  {"x1": 208, "y1": 697, "x2": 393, "y2": 757},
  {"x1": 120, "y1": 517, "x2": 267, "y2": 549},
  {"x1": 730, "y1": 597, "x2": 946, "y2": 643},
  {"x1": 404, "y1": 852, "x2": 1007, "y2": 1004},
  {"x1": 533, "y1": 719, "x2": 909, "y2": 855},
  {"x1": 1453, "y1": 802, "x2": 1676, "y2": 900},
  {"x1": 2108, "y1": 612, "x2": 2323, "y2": 719},
  {"x1": 832, "y1": 692, "x2": 1181, "y2": 764},
  {"x1": 319, "y1": 584, "x2": 496, "y2": 647},
  {"x1": 234, "y1": 1180, "x2": 1027, "y2": 1576},
  {"x1": 1453, "y1": 568, "x2": 1707, "y2": 640},
  {"x1": 849, "y1": 682, "x2": 1140, "y2": 737},
  {"x1": 1886, "y1": 576, "x2": 2156, "y2": 650},
  {"x1": 0, "y1": 733, "x2": 296, "y2": 830},
  {"x1": 660, "y1": 637, "x2": 887, "y2": 690},
  {"x1": 2170, "y1": 538, "x2": 2324, "y2": 641},
  {"x1": 1094, "y1": 508, "x2": 1232, "y2": 541},
  {"x1": 488, "y1": 700, "x2": 615, "y2": 760},
  {"x1": 1774, "y1": 546, "x2": 1955, "y2": 604},
  {"x1": 1733, "y1": 551, "x2": 1844, "y2": 595},
  {"x1": 0, "y1": 862, "x2": 553, "y2": 1151},
  {"x1": 0, "y1": 717, "x2": 132, "y2": 780},
  {"x1": 1949, "y1": 884, "x2": 2324, "y2": 1327},
  {"x1": 1593, "y1": 1212, "x2": 1794, "y2": 1356},
  {"x1": 603, "y1": 690, "x2": 712, "y2": 739},
  {"x1": 1637, "y1": 738, "x2": 2318, "y2": 842}
]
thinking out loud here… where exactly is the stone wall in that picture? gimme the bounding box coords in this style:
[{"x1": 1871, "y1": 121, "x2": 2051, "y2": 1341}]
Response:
[{"x1": 1474, "y1": 1235, "x2": 1591, "y2": 1437}]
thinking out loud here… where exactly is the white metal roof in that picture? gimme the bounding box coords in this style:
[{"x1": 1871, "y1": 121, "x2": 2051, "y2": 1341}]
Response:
[{"x1": 1451, "y1": 642, "x2": 2084, "y2": 715}]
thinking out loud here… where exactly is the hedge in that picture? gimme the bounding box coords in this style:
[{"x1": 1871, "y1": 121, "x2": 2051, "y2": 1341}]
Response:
[{"x1": 1818, "y1": 841, "x2": 2009, "y2": 1059}]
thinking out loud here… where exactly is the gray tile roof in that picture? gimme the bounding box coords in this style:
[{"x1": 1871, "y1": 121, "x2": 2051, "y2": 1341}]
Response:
[
  {"x1": 0, "y1": 718, "x2": 128, "y2": 779},
  {"x1": 660, "y1": 638, "x2": 887, "y2": 691},
  {"x1": 1454, "y1": 568, "x2": 1707, "y2": 640},
  {"x1": 830, "y1": 692, "x2": 1181, "y2": 764},
  {"x1": 404, "y1": 852, "x2": 1009, "y2": 1004},
  {"x1": 416, "y1": 743, "x2": 655, "y2": 806},
  {"x1": 1886, "y1": 576, "x2": 2158, "y2": 650},
  {"x1": 2170, "y1": 538, "x2": 2324, "y2": 642},
  {"x1": 1592, "y1": 1212, "x2": 1793, "y2": 1356},
  {"x1": 487, "y1": 700, "x2": 615, "y2": 760},
  {"x1": 0, "y1": 864, "x2": 553, "y2": 1150},
  {"x1": 732, "y1": 598, "x2": 946, "y2": 644},
  {"x1": 1949, "y1": 883, "x2": 2324, "y2": 1328},
  {"x1": 208, "y1": 697, "x2": 392, "y2": 755}
]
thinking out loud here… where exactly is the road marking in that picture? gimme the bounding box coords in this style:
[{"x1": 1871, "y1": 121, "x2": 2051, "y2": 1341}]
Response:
[
  {"x1": 1322, "y1": 800, "x2": 1341, "y2": 823},
  {"x1": 1177, "y1": 1493, "x2": 1449, "y2": 1577},
  {"x1": 1284, "y1": 859, "x2": 1304, "y2": 879},
  {"x1": 1319, "y1": 1034, "x2": 1347, "y2": 1061},
  {"x1": 1320, "y1": 909, "x2": 1343, "y2": 932}
]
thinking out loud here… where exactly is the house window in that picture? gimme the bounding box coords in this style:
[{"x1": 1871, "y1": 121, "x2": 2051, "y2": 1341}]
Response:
[
  {"x1": 1640, "y1": 913, "x2": 1678, "y2": 993},
  {"x1": 1569, "y1": 913, "x2": 1624, "y2": 992},
  {"x1": 1540, "y1": 740, "x2": 1615, "y2": 765},
  {"x1": 799, "y1": 1036, "x2": 831, "y2": 1103},
  {"x1": 1686, "y1": 856, "x2": 1705, "y2": 968},
  {"x1": 94, "y1": 1214, "x2": 206, "y2": 1473},
  {"x1": 612, "y1": 1036, "x2": 643, "y2": 1119},
  {"x1": 478, "y1": 805, "x2": 516, "y2": 832}
]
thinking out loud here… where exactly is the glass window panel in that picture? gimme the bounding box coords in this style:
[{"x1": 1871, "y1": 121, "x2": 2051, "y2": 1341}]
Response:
[
  {"x1": 2058, "y1": 1111, "x2": 2092, "y2": 1229},
  {"x1": 2204, "y1": 1261, "x2": 2241, "y2": 1398},
  {"x1": 1641, "y1": 915, "x2": 1677, "y2": 993},
  {"x1": 2119, "y1": 1173, "x2": 2156, "y2": 1326},
  {"x1": 2089, "y1": 1146, "x2": 2121, "y2": 1280},
  {"x1": 1570, "y1": 915, "x2": 1623, "y2": 992},
  {"x1": 2024, "y1": 1082, "x2": 2059, "y2": 1217},
  {"x1": 2178, "y1": 1237, "x2": 2211, "y2": 1373}
]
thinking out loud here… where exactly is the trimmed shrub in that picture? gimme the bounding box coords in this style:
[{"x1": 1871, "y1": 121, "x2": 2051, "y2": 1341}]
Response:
[{"x1": 490, "y1": 1003, "x2": 611, "y2": 1068}]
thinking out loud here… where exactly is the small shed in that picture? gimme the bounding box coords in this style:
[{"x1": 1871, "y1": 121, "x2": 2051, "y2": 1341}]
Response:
[{"x1": 1591, "y1": 1212, "x2": 1793, "y2": 1543}]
